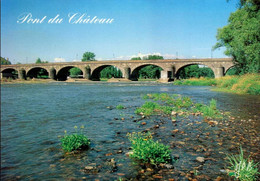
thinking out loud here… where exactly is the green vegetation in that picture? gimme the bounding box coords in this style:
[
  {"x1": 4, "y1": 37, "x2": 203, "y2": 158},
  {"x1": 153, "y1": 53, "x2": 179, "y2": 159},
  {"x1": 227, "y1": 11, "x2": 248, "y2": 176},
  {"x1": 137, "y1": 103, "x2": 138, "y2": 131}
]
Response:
[
  {"x1": 1, "y1": 57, "x2": 11, "y2": 65},
  {"x1": 214, "y1": 1, "x2": 260, "y2": 74},
  {"x1": 82, "y1": 52, "x2": 96, "y2": 61},
  {"x1": 192, "y1": 99, "x2": 223, "y2": 119},
  {"x1": 100, "y1": 66, "x2": 122, "y2": 79},
  {"x1": 127, "y1": 132, "x2": 171, "y2": 166},
  {"x1": 136, "y1": 93, "x2": 223, "y2": 120},
  {"x1": 131, "y1": 57, "x2": 142, "y2": 60},
  {"x1": 36, "y1": 58, "x2": 48, "y2": 64},
  {"x1": 61, "y1": 126, "x2": 90, "y2": 152},
  {"x1": 69, "y1": 67, "x2": 82, "y2": 78},
  {"x1": 138, "y1": 65, "x2": 162, "y2": 79},
  {"x1": 178, "y1": 65, "x2": 215, "y2": 79},
  {"x1": 131, "y1": 55, "x2": 164, "y2": 79},
  {"x1": 173, "y1": 74, "x2": 260, "y2": 95},
  {"x1": 116, "y1": 104, "x2": 125, "y2": 110},
  {"x1": 227, "y1": 146, "x2": 259, "y2": 181}
]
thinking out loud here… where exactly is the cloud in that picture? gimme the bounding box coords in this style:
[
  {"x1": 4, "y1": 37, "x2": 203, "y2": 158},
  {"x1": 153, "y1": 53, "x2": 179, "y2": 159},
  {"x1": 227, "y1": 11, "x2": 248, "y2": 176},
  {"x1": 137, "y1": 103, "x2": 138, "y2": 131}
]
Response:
[
  {"x1": 54, "y1": 57, "x2": 66, "y2": 62},
  {"x1": 72, "y1": 59, "x2": 81, "y2": 62}
]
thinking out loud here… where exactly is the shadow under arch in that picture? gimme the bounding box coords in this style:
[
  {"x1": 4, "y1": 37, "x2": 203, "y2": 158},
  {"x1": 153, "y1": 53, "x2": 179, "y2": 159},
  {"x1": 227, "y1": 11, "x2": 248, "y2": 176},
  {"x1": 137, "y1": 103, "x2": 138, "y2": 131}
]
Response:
[
  {"x1": 131, "y1": 64, "x2": 163, "y2": 81},
  {"x1": 56, "y1": 66, "x2": 83, "y2": 81},
  {"x1": 176, "y1": 63, "x2": 215, "y2": 79},
  {"x1": 1, "y1": 68, "x2": 18, "y2": 79},
  {"x1": 91, "y1": 65, "x2": 123, "y2": 81},
  {"x1": 27, "y1": 67, "x2": 49, "y2": 79}
]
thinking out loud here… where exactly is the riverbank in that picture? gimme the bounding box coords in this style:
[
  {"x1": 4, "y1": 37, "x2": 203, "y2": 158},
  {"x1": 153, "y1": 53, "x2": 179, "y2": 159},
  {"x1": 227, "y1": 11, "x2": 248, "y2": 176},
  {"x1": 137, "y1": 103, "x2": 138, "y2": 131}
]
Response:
[{"x1": 173, "y1": 74, "x2": 260, "y2": 95}]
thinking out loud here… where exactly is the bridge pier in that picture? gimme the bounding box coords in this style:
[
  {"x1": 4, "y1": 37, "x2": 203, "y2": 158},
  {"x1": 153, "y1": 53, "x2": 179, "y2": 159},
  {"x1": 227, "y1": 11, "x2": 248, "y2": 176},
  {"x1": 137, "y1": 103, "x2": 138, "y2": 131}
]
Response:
[
  {"x1": 214, "y1": 67, "x2": 224, "y2": 78},
  {"x1": 18, "y1": 69, "x2": 26, "y2": 80},
  {"x1": 83, "y1": 66, "x2": 91, "y2": 80},
  {"x1": 123, "y1": 67, "x2": 131, "y2": 80},
  {"x1": 49, "y1": 68, "x2": 56, "y2": 80},
  {"x1": 159, "y1": 67, "x2": 175, "y2": 82}
]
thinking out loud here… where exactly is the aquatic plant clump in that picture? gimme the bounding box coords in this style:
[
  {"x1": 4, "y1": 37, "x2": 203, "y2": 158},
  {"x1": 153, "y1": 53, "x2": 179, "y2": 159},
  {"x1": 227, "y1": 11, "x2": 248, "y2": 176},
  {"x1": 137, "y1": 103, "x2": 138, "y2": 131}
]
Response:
[
  {"x1": 227, "y1": 147, "x2": 259, "y2": 181},
  {"x1": 116, "y1": 104, "x2": 125, "y2": 110},
  {"x1": 136, "y1": 93, "x2": 223, "y2": 119},
  {"x1": 61, "y1": 126, "x2": 90, "y2": 152},
  {"x1": 127, "y1": 132, "x2": 172, "y2": 166}
]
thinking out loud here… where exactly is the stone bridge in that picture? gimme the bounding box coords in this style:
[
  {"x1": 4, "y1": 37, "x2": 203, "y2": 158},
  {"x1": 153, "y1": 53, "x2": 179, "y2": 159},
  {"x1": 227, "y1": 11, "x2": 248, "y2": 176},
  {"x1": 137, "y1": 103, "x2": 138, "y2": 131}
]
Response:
[{"x1": 0, "y1": 58, "x2": 234, "y2": 81}]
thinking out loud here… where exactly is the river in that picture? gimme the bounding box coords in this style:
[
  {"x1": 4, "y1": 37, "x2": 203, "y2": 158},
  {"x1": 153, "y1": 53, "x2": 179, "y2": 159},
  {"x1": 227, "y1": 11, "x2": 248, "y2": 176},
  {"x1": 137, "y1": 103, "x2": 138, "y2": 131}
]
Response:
[{"x1": 1, "y1": 82, "x2": 259, "y2": 180}]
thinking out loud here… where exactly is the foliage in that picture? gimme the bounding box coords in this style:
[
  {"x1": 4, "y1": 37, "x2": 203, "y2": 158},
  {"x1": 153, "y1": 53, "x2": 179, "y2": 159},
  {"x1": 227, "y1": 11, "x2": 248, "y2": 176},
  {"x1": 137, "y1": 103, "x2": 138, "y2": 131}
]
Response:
[
  {"x1": 135, "y1": 101, "x2": 161, "y2": 116},
  {"x1": 100, "y1": 66, "x2": 122, "y2": 78},
  {"x1": 178, "y1": 65, "x2": 214, "y2": 79},
  {"x1": 127, "y1": 132, "x2": 171, "y2": 165},
  {"x1": 82, "y1": 52, "x2": 96, "y2": 61},
  {"x1": 61, "y1": 126, "x2": 90, "y2": 152},
  {"x1": 227, "y1": 146, "x2": 259, "y2": 181},
  {"x1": 116, "y1": 104, "x2": 125, "y2": 110},
  {"x1": 1, "y1": 57, "x2": 11, "y2": 65},
  {"x1": 136, "y1": 93, "x2": 223, "y2": 120},
  {"x1": 214, "y1": 1, "x2": 260, "y2": 74},
  {"x1": 143, "y1": 55, "x2": 164, "y2": 60},
  {"x1": 130, "y1": 55, "x2": 164, "y2": 79},
  {"x1": 69, "y1": 67, "x2": 82, "y2": 78},
  {"x1": 192, "y1": 99, "x2": 223, "y2": 119},
  {"x1": 131, "y1": 57, "x2": 142, "y2": 60},
  {"x1": 138, "y1": 65, "x2": 162, "y2": 79},
  {"x1": 35, "y1": 58, "x2": 48, "y2": 64},
  {"x1": 173, "y1": 74, "x2": 260, "y2": 95}
]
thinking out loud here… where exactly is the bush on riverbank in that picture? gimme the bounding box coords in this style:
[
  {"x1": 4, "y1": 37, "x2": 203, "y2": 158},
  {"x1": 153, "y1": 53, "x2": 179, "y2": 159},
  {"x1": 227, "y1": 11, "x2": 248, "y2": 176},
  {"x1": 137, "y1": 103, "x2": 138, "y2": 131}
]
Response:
[
  {"x1": 127, "y1": 132, "x2": 172, "y2": 166},
  {"x1": 173, "y1": 74, "x2": 260, "y2": 95},
  {"x1": 61, "y1": 126, "x2": 90, "y2": 152}
]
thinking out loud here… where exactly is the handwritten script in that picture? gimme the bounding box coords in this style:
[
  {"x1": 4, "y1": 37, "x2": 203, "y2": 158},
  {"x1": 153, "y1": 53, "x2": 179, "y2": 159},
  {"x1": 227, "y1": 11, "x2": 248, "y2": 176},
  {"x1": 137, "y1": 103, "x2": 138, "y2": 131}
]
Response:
[{"x1": 17, "y1": 13, "x2": 114, "y2": 24}]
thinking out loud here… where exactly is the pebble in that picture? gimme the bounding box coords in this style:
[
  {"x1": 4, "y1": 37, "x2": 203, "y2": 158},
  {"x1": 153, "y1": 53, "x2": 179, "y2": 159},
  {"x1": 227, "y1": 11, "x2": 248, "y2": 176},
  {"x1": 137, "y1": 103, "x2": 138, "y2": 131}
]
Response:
[{"x1": 196, "y1": 157, "x2": 205, "y2": 163}]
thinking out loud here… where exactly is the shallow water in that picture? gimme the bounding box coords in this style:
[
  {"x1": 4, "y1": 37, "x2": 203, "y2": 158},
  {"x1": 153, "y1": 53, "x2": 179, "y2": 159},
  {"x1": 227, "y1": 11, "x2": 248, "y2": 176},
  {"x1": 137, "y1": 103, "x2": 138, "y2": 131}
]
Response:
[{"x1": 1, "y1": 82, "x2": 259, "y2": 180}]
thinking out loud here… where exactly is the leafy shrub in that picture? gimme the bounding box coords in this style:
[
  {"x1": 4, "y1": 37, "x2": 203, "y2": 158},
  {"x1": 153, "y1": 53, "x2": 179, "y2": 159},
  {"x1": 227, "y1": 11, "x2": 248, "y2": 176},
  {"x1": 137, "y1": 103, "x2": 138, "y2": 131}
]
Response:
[
  {"x1": 61, "y1": 126, "x2": 90, "y2": 152},
  {"x1": 128, "y1": 132, "x2": 171, "y2": 165},
  {"x1": 227, "y1": 147, "x2": 259, "y2": 181}
]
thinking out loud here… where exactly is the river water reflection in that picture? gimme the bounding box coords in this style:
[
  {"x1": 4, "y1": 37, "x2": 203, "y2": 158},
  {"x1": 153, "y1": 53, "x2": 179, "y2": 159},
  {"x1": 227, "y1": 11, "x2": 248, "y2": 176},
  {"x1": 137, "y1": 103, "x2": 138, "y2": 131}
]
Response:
[{"x1": 1, "y1": 82, "x2": 259, "y2": 180}]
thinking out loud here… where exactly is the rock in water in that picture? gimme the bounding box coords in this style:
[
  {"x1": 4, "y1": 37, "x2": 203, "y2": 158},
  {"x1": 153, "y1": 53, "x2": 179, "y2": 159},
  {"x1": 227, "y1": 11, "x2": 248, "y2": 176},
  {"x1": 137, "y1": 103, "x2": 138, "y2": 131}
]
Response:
[{"x1": 196, "y1": 157, "x2": 205, "y2": 163}]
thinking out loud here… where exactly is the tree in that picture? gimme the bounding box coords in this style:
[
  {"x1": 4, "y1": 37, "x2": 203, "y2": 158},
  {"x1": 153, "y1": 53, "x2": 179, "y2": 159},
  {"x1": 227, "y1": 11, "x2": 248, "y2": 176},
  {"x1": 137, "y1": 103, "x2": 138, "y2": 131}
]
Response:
[
  {"x1": 82, "y1": 52, "x2": 96, "y2": 61},
  {"x1": 213, "y1": 1, "x2": 260, "y2": 74},
  {"x1": 143, "y1": 55, "x2": 164, "y2": 60},
  {"x1": 131, "y1": 57, "x2": 142, "y2": 60},
  {"x1": 100, "y1": 66, "x2": 122, "y2": 78},
  {"x1": 36, "y1": 58, "x2": 48, "y2": 64},
  {"x1": 69, "y1": 67, "x2": 82, "y2": 78},
  {"x1": 1, "y1": 57, "x2": 11, "y2": 65},
  {"x1": 178, "y1": 65, "x2": 214, "y2": 79},
  {"x1": 137, "y1": 55, "x2": 164, "y2": 79}
]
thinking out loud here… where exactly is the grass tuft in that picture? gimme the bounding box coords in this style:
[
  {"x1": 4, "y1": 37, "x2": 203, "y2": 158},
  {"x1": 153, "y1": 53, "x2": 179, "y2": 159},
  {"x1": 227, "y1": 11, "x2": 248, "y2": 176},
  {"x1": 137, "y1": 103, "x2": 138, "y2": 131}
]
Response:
[
  {"x1": 227, "y1": 146, "x2": 259, "y2": 181},
  {"x1": 127, "y1": 132, "x2": 172, "y2": 166},
  {"x1": 61, "y1": 125, "x2": 90, "y2": 152}
]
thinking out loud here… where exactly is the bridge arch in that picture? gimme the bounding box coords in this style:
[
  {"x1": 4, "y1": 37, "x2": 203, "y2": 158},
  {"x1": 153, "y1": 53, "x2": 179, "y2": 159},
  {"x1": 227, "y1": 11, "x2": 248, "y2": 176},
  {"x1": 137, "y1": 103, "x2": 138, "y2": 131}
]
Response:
[
  {"x1": 225, "y1": 65, "x2": 239, "y2": 75},
  {"x1": 56, "y1": 66, "x2": 83, "y2": 81},
  {"x1": 27, "y1": 67, "x2": 49, "y2": 79},
  {"x1": 131, "y1": 64, "x2": 163, "y2": 80},
  {"x1": 91, "y1": 65, "x2": 123, "y2": 81},
  {"x1": 1, "y1": 68, "x2": 18, "y2": 79},
  {"x1": 175, "y1": 63, "x2": 215, "y2": 79}
]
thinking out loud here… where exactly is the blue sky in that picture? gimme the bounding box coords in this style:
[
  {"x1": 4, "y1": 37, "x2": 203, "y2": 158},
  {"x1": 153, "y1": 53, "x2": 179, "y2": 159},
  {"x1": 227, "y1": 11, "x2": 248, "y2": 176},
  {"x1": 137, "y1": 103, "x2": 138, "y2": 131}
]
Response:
[{"x1": 1, "y1": 0, "x2": 237, "y2": 64}]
